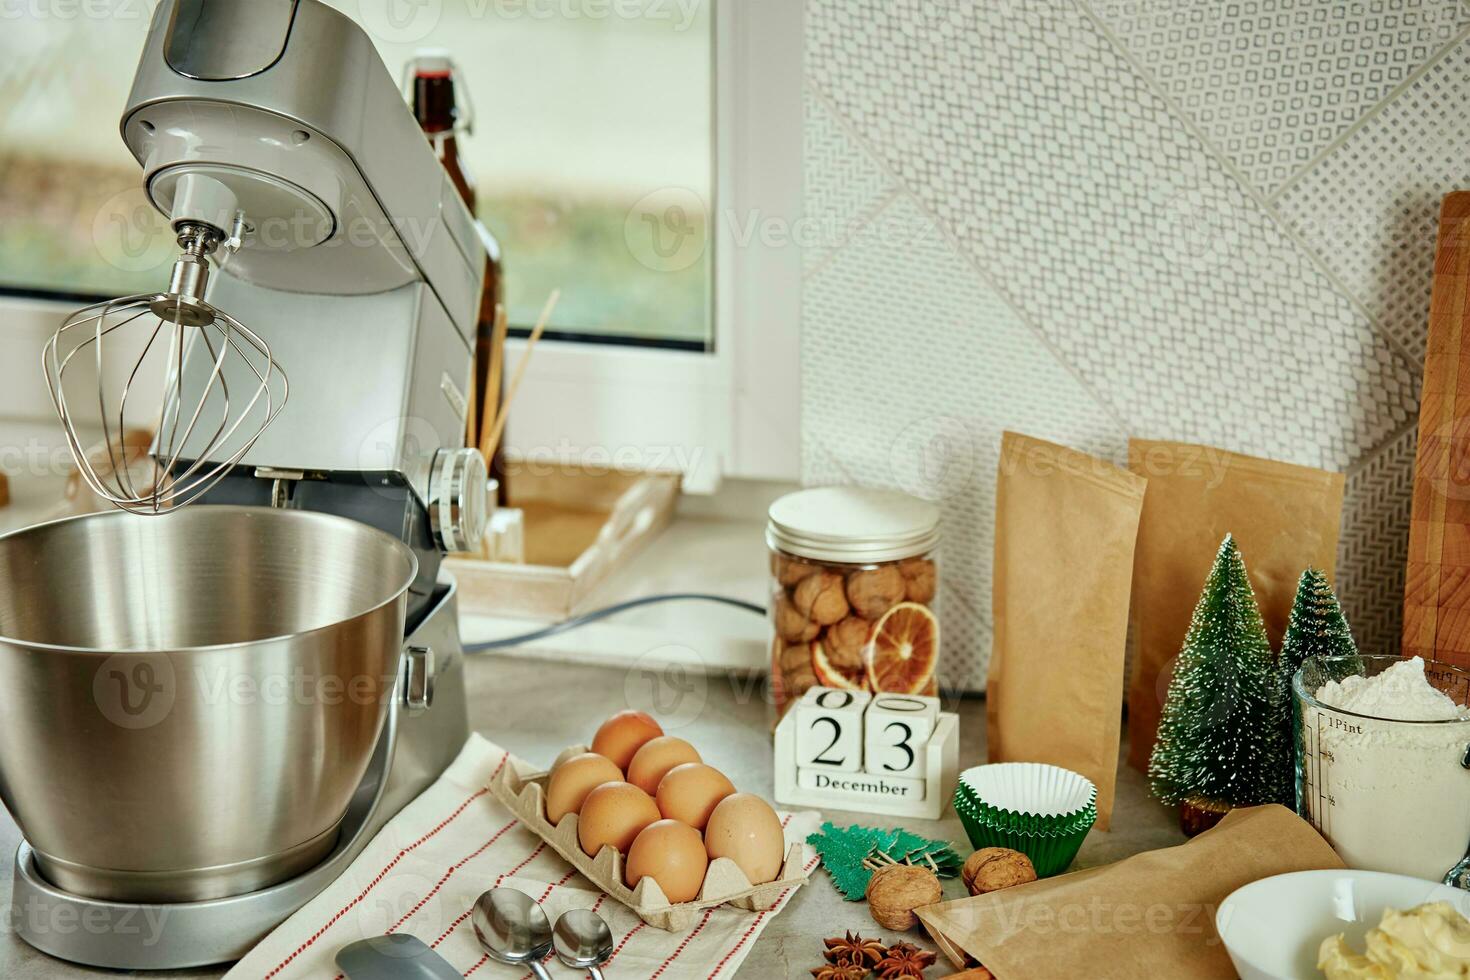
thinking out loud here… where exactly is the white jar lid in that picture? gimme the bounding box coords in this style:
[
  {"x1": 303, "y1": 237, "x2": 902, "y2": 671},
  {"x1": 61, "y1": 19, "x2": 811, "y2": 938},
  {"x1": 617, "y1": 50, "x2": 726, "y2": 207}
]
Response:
[{"x1": 766, "y1": 486, "x2": 941, "y2": 564}]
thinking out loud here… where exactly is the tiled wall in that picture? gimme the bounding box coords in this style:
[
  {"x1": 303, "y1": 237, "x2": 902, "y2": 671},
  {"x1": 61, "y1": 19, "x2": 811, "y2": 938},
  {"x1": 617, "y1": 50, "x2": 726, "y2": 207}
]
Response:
[{"x1": 801, "y1": 0, "x2": 1465, "y2": 690}]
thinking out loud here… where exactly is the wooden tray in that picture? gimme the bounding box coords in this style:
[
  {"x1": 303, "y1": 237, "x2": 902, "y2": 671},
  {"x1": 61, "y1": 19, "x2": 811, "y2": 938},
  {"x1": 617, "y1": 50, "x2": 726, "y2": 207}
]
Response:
[
  {"x1": 447, "y1": 464, "x2": 679, "y2": 619},
  {"x1": 490, "y1": 746, "x2": 810, "y2": 931}
]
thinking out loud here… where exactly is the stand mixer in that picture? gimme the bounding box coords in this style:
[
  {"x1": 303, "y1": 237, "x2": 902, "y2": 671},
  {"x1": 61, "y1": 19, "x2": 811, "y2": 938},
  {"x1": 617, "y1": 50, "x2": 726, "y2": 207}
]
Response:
[{"x1": 8, "y1": 0, "x2": 490, "y2": 967}]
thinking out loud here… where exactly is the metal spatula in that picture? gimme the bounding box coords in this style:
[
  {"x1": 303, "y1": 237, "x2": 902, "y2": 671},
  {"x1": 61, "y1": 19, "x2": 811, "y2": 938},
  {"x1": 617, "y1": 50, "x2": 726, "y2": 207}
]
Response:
[{"x1": 335, "y1": 935, "x2": 462, "y2": 980}]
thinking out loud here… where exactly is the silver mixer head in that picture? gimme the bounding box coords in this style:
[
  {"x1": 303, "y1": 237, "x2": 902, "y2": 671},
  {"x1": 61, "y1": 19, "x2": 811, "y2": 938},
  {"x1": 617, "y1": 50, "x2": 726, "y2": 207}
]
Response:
[{"x1": 43, "y1": 224, "x2": 288, "y2": 515}]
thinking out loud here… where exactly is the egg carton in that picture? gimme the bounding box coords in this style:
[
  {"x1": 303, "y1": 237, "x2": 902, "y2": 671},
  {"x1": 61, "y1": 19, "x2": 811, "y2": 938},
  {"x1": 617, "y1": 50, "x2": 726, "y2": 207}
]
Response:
[{"x1": 489, "y1": 745, "x2": 810, "y2": 931}]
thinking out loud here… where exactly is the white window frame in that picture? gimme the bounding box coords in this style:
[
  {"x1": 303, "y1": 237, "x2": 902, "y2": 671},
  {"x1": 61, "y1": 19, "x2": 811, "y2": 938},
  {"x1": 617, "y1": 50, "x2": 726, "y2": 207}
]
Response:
[
  {"x1": 500, "y1": 0, "x2": 802, "y2": 491},
  {"x1": 0, "y1": 0, "x2": 803, "y2": 489}
]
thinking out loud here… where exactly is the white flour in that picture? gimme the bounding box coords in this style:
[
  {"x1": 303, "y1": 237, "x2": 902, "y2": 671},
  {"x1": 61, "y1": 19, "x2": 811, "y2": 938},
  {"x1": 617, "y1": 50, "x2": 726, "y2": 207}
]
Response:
[
  {"x1": 1317, "y1": 657, "x2": 1468, "y2": 722},
  {"x1": 1306, "y1": 658, "x2": 1470, "y2": 881}
]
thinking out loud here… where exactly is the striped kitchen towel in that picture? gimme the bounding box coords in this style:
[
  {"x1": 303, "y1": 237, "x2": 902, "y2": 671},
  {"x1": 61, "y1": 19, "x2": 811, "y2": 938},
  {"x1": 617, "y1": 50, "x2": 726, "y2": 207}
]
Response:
[{"x1": 229, "y1": 733, "x2": 820, "y2": 980}]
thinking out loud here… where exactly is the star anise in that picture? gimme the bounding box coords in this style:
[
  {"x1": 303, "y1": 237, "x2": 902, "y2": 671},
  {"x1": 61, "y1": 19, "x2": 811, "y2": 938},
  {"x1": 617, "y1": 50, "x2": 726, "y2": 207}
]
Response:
[
  {"x1": 823, "y1": 930, "x2": 887, "y2": 967},
  {"x1": 874, "y1": 941, "x2": 939, "y2": 979},
  {"x1": 811, "y1": 965, "x2": 868, "y2": 980}
]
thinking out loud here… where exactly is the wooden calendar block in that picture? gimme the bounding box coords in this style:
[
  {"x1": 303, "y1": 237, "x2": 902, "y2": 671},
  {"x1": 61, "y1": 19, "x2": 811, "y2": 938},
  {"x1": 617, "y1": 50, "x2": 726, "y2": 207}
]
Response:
[
  {"x1": 794, "y1": 686, "x2": 870, "y2": 773},
  {"x1": 775, "y1": 703, "x2": 960, "y2": 821},
  {"x1": 862, "y1": 693, "x2": 939, "y2": 777},
  {"x1": 798, "y1": 767, "x2": 926, "y2": 803}
]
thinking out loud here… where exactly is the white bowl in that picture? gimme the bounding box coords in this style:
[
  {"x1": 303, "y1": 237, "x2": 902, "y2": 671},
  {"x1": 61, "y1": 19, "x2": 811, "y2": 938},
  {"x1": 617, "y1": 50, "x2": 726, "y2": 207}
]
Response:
[{"x1": 1217, "y1": 870, "x2": 1470, "y2": 979}]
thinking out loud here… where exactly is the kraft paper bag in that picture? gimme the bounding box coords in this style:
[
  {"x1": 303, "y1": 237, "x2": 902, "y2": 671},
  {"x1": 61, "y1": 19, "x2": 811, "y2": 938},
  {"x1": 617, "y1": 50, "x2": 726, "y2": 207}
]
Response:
[
  {"x1": 915, "y1": 805, "x2": 1345, "y2": 978},
  {"x1": 1125, "y1": 441, "x2": 1344, "y2": 772},
  {"x1": 989, "y1": 432, "x2": 1146, "y2": 830}
]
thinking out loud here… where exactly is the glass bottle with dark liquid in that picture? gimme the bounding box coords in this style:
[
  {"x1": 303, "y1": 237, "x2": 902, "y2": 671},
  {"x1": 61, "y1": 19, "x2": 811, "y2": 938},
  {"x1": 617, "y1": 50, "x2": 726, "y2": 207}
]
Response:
[{"x1": 410, "y1": 52, "x2": 507, "y2": 505}]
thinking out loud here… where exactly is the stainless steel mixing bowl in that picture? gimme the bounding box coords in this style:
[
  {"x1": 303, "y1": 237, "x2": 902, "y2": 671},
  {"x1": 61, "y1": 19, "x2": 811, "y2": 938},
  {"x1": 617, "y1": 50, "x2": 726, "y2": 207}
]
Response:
[{"x1": 0, "y1": 506, "x2": 417, "y2": 902}]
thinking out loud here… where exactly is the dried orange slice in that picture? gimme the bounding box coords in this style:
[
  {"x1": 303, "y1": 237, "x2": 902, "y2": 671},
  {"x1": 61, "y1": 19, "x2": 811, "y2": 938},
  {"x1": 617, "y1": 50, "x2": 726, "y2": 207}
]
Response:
[
  {"x1": 812, "y1": 639, "x2": 869, "y2": 691},
  {"x1": 865, "y1": 602, "x2": 939, "y2": 694}
]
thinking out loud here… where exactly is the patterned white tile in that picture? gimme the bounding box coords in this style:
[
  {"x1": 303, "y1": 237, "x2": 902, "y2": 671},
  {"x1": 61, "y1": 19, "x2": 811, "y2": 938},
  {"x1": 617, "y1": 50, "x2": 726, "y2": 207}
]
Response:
[
  {"x1": 802, "y1": 193, "x2": 1128, "y2": 689},
  {"x1": 804, "y1": 0, "x2": 1429, "y2": 687},
  {"x1": 1091, "y1": 0, "x2": 1470, "y2": 195},
  {"x1": 803, "y1": 89, "x2": 896, "y2": 271},
  {"x1": 807, "y1": 0, "x2": 1420, "y2": 473},
  {"x1": 1338, "y1": 425, "x2": 1416, "y2": 657},
  {"x1": 1277, "y1": 36, "x2": 1470, "y2": 364}
]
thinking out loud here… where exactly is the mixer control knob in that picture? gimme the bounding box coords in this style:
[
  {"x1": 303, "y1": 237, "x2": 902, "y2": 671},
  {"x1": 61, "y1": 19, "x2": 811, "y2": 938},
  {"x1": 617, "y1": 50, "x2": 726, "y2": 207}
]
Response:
[{"x1": 428, "y1": 448, "x2": 490, "y2": 553}]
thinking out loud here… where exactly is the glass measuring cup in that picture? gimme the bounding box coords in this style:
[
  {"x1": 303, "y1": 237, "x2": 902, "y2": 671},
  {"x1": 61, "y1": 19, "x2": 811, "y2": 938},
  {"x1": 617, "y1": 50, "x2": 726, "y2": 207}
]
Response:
[{"x1": 1294, "y1": 655, "x2": 1470, "y2": 884}]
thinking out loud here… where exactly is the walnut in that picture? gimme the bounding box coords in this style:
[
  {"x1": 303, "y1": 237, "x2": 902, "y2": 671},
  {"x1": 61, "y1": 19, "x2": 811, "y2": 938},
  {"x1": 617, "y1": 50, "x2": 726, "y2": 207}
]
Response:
[
  {"x1": 795, "y1": 570, "x2": 850, "y2": 625},
  {"x1": 865, "y1": 864, "x2": 941, "y2": 932},
  {"x1": 961, "y1": 848, "x2": 1036, "y2": 896},
  {"x1": 899, "y1": 558, "x2": 937, "y2": 604},
  {"x1": 824, "y1": 616, "x2": 872, "y2": 671},
  {"x1": 775, "y1": 595, "x2": 820, "y2": 642},
  {"x1": 779, "y1": 640, "x2": 818, "y2": 695},
  {"x1": 777, "y1": 554, "x2": 820, "y2": 588},
  {"x1": 846, "y1": 565, "x2": 906, "y2": 619}
]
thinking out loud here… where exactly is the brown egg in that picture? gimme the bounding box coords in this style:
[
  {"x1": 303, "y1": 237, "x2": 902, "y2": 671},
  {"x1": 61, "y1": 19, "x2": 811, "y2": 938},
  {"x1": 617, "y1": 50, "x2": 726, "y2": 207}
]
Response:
[
  {"x1": 626, "y1": 736, "x2": 702, "y2": 796},
  {"x1": 545, "y1": 752, "x2": 624, "y2": 825},
  {"x1": 625, "y1": 819, "x2": 709, "y2": 904},
  {"x1": 655, "y1": 763, "x2": 735, "y2": 831},
  {"x1": 577, "y1": 782, "x2": 661, "y2": 857},
  {"x1": 704, "y1": 793, "x2": 785, "y2": 885},
  {"x1": 590, "y1": 710, "x2": 664, "y2": 770}
]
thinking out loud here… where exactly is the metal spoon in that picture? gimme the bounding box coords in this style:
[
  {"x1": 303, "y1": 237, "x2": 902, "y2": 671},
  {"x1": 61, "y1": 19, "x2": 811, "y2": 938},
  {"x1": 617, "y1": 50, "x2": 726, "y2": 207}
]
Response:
[
  {"x1": 471, "y1": 887, "x2": 555, "y2": 980},
  {"x1": 554, "y1": 908, "x2": 615, "y2": 979}
]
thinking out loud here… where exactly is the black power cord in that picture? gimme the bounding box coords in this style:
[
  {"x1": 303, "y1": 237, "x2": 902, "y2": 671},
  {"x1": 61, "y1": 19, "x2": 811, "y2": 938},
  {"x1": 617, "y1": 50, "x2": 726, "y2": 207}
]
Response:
[{"x1": 462, "y1": 593, "x2": 768, "y2": 653}]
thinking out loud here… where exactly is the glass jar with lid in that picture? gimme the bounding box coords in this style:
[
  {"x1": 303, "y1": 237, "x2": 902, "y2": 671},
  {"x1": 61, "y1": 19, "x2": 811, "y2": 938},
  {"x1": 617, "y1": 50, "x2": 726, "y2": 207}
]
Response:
[{"x1": 766, "y1": 487, "x2": 941, "y2": 715}]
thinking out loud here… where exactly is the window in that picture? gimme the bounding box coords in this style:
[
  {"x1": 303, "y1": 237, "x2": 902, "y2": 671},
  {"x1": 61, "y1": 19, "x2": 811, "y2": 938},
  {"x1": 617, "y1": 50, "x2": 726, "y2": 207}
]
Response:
[
  {"x1": 0, "y1": 0, "x2": 714, "y2": 349},
  {"x1": 0, "y1": 0, "x2": 800, "y2": 483}
]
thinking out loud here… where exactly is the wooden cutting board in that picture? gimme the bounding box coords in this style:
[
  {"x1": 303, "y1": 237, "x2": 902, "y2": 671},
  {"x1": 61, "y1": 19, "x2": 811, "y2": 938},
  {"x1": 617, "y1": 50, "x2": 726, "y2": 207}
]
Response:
[{"x1": 1405, "y1": 192, "x2": 1470, "y2": 665}]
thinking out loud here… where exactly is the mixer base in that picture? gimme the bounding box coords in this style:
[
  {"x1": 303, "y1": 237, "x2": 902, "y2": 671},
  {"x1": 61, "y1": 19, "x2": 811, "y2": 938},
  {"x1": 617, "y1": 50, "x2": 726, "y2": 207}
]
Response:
[{"x1": 8, "y1": 578, "x2": 470, "y2": 970}]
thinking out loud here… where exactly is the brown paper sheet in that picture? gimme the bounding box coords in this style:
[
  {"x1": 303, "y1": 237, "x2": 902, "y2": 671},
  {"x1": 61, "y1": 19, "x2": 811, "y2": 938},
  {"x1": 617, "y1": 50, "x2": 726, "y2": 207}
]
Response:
[
  {"x1": 916, "y1": 805, "x2": 1344, "y2": 979},
  {"x1": 1125, "y1": 441, "x2": 1344, "y2": 772},
  {"x1": 988, "y1": 432, "x2": 1146, "y2": 830}
]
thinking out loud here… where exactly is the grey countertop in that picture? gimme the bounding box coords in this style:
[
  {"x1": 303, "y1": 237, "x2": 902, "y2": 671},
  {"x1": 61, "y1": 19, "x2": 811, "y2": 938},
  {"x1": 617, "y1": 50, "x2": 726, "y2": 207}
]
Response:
[{"x1": 0, "y1": 654, "x2": 1185, "y2": 979}]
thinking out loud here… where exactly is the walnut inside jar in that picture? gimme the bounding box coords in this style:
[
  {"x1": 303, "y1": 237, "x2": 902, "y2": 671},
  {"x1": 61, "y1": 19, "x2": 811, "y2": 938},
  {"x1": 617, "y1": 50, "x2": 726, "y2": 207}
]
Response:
[
  {"x1": 776, "y1": 554, "x2": 819, "y2": 588},
  {"x1": 774, "y1": 595, "x2": 820, "y2": 643},
  {"x1": 794, "y1": 570, "x2": 850, "y2": 625},
  {"x1": 845, "y1": 565, "x2": 906, "y2": 619},
  {"x1": 899, "y1": 558, "x2": 937, "y2": 604},
  {"x1": 776, "y1": 639, "x2": 817, "y2": 697},
  {"x1": 824, "y1": 615, "x2": 872, "y2": 672}
]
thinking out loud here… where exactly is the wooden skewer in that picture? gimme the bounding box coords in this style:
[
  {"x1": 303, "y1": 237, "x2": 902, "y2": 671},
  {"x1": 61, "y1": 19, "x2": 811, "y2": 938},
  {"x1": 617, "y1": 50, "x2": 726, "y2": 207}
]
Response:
[
  {"x1": 476, "y1": 303, "x2": 508, "y2": 464},
  {"x1": 464, "y1": 347, "x2": 479, "y2": 449},
  {"x1": 481, "y1": 289, "x2": 558, "y2": 464}
]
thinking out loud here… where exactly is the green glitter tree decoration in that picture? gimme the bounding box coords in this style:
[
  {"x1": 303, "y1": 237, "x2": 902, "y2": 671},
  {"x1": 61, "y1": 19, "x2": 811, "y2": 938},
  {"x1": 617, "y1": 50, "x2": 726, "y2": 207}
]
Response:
[
  {"x1": 1149, "y1": 535, "x2": 1278, "y2": 820},
  {"x1": 1267, "y1": 568, "x2": 1360, "y2": 806}
]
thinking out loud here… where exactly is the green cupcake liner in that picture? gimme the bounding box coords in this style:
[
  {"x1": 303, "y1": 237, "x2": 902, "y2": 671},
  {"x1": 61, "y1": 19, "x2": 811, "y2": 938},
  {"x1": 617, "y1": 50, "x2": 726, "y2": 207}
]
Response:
[
  {"x1": 952, "y1": 763, "x2": 1098, "y2": 877},
  {"x1": 953, "y1": 794, "x2": 1097, "y2": 839},
  {"x1": 955, "y1": 806, "x2": 1092, "y2": 878},
  {"x1": 953, "y1": 785, "x2": 1097, "y2": 833}
]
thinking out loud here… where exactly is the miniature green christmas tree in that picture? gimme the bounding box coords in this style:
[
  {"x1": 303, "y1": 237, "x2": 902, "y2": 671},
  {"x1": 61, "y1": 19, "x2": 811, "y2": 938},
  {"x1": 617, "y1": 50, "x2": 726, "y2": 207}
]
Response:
[
  {"x1": 1268, "y1": 568, "x2": 1360, "y2": 806},
  {"x1": 1149, "y1": 535, "x2": 1279, "y2": 824}
]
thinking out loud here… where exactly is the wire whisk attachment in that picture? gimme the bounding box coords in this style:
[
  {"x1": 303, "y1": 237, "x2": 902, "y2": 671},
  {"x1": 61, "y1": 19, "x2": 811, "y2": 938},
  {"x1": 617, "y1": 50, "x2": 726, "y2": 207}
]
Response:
[{"x1": 43, "y1": 223, "x2": 288, "y2": 515}]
